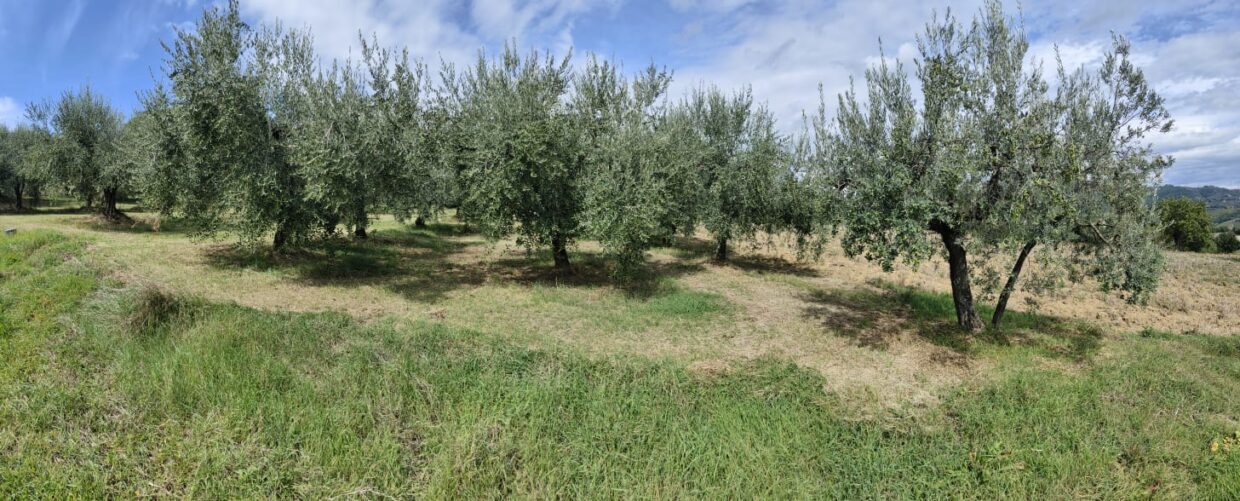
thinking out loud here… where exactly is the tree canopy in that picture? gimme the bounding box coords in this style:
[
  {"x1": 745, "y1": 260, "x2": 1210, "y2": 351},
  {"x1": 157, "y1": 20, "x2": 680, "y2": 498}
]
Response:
[
  {"x1": 682, "y1": 86, "x2": 787, "y2": 261},
  {"x1": 0, "y1": 126, "x2": 44, "y2": 210},
  {"x1": 452, "y1": 45, "x2": 581, "y2": 268},
  {"x1": 1157, "y1": 198, "x2": 1216, "y2": 252},
  {"x1": 25, "y1": 87, "x2": 129, "y2": 219},
  {"x1": 818, "y1": 0, "x2": 1172, "y2": 330}
]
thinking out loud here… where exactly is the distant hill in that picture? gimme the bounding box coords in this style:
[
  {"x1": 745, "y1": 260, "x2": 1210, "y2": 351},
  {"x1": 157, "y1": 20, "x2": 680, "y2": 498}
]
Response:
[
  {"x1": 1155, "y1": 185, "x2": 1240, "y2": 209},
  {"x1": 1156, "y1": 185, "x2": 1240, "y2": 229}
]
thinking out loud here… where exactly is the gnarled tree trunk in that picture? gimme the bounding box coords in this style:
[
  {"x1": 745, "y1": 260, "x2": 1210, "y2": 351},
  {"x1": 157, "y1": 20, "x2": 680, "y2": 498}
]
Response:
[
  {"x1": 551, "y1": 232, "x2": 570, "y2": 269},
  {"x1": 323, "y1": 216, "x2": 339, "y2": 236},
  {"x1": 991, "y1": 241, "x2": 1036, "y2": 327},
  {"x1": 714, "y1": 237, "x2": 729, "y2": 261},
  {"x1": 273, "y1": 225, "x2": 290, "y2": 252},
  {"x1": 12, "y1": 182, "x2": 23, "y2": 210},
  {"x1": 414, "y1": 216, "x2": 426, "y2": 228},
  {"x1": 353, "y1": 207, "x2": 368, "y2": 239},
  {"x1": 100, "y1": 186, "x2": 128, "y2": 222},
  {"x1": 936, "y1": 226, "x2": 985, "y2": 332}
]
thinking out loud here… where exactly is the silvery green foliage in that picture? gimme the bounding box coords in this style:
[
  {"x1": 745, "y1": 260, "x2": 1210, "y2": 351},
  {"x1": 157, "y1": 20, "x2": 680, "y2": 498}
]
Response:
[
  {"x1": 784, "y1": 101, "x2": 838, "y2": 258},
  {"x1": 359, "y1": 40, "x2": 450, "y2": 227},
  {"x1": 424, "y1": 64, "x2": 476, "y2": 217},
  {"x1": 682, "y1": 86, "x2": 787, "y2": 260},
  {"x1": 574, "y1": 58, "x2": 682, "y2": 276},
  {"x1": 292, "y1": 51, "x2": 373, "y2": 236},
  {"x1": 0, "y1": 126, "x2": 18, "y2": 207},
  {"x1": 0, "y1": 127, "x2": 14, "y2": 204},
  {"x1": 455, "y1": 44, "x2": 581, "y2": 268},
  {"x1": 0, "y1": 125, "x2": 44, "y2": 209},
  {"x1": 821, "y1": 0, "x2": 1171, "y2": 329},
  {"x1": 143, "y1": 0, "x2": 316, "y2": 249},
  {"x1": 1050, "y1": 36, "x2": 1170, "y2": 304},
  {"x1": 132, "y1": 85, "x2": 187, "y2": 217},
  {"x1": 25, "y1": 87, "x2": 128, "y2": 216}
]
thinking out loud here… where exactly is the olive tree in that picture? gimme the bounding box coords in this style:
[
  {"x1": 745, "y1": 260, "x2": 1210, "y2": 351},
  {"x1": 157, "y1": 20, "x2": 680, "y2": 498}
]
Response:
[
  {"x1": 25, "y1": 87, "x2": 129, "y2": 220},
  {"x1": 682, "y1": 86, "x2": 787, "y2": 261},
  {"x1": 0, "y1": 126, "x2": 18, "y2": 208},
  {"x1": 455, "y1": 45, "x2": 580, "y2": 269},
  {"x1": 144, "y1": 0, "x2": 316, "y2": 249},
  {"x1": 574, "y1": 58, "x2": 686, "y2": 275},
  {"x1": 356, "y1": 39, "x2": 448, "y2": 232},
  {"x1": 821, "y1": 1, "x2": 1171, "y2": 330},
  {"x1": 293, "y1": 56, "x2": 372, "y2": 237},
  {"x1": 0, "y1": 126, "x2": 43, "y2": 210}
]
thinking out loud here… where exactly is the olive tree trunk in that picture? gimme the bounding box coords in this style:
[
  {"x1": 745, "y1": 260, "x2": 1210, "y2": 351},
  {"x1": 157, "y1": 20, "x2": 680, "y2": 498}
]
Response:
[
  {"x1": 12, "y1": 182, "x2": 23, "y2": 210},
  {"x1": 353, "y1": 207, "x2": 368, "y2": 239},
  {"x1": 714, "y1": 237, "x2": 729, "y2": 261},
  {"x1": 273, "y1": 225, "x2": 290, "y2": 252},
  {"x1": 551, "y1": 232, "x2": 570, "y2": 269},
  {"x1": 937, "y1": 228, "x2": 985, "y2": 332},
  {"x1": 101, "y1": 186, "x2": 124, "y2": 221},
  {"x1": 991, "y1": 241, "x2": 1036, "y2": 327}
]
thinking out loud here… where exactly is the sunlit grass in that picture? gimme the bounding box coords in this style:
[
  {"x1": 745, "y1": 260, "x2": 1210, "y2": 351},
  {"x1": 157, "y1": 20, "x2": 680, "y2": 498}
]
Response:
[{"x1": 1, "y1": 230, "x2": 1238, "y2": 497}]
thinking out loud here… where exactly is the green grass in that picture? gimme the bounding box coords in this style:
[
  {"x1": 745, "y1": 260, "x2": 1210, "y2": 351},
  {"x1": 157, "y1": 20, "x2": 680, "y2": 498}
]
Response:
[{"x1": 2, "y1": 231, "x2": 1239, "y2": 498}]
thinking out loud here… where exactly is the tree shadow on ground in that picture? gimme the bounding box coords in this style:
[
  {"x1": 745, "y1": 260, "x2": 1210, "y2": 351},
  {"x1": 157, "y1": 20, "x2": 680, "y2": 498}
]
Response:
[
  {"x1": 803, "y1": 281, "x2": 1103, "y2": 363},
  {"x1": 72, "y1": 214, "x2": 194, "y2": 235},
  {"x1": 666, "y1": 236, "x2": 716, "y2": 260},
  {"x1": 205, "y1": 226, "x2": 485, "y2": 303},
  {"x1": 662, "y1": 236, "x2": 818, "y2": 277},
  {"x1": 0, "y1": 205, "x2": 89, "y2": 216},
  {"x1": 205, "y1": 224, "x2": 706, "y2": 303},
  {"x1": 483, "y1": 251, "x2": 705, "y2": 298},
  {"x1": 726, "y1": 254, "x2": 820, "y2": 277}
]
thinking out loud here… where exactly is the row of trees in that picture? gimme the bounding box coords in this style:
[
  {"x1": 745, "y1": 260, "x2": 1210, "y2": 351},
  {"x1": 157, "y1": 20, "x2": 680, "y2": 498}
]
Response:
[
  {"x1": 129, "y1": 1, "x2": 807, "y2": 274},
  {"x1": 0, "y1": 87, "x2": 136, "y2": 219},
  {"x1": 5, "y1": 0, "x2": 1175, "y2": 332}
]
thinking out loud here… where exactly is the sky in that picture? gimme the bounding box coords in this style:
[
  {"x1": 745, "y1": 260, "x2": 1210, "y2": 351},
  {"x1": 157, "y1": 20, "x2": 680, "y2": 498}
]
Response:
[{"x1": 0, "y1": 0, "x2": 1237, "y2": 187}]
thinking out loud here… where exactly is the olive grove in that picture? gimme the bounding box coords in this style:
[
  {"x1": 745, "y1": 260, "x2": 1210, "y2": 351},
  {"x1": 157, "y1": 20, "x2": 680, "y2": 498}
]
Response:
[{"x1": 5, "y1": 0, "x2": 1181, "y2": 321}]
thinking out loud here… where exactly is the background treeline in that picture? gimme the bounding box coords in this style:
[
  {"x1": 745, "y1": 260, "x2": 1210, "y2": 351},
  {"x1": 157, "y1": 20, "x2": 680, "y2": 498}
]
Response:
[
  {"x1": 1156, "y1": 198, "x2": 1240, "y2": 254},
  {"x1": 0, "y1": 1, "x2": 1187, "y2": 331},
  {"x1": 1150, "y1": 185, "x2": 1240, "y2": 254}
]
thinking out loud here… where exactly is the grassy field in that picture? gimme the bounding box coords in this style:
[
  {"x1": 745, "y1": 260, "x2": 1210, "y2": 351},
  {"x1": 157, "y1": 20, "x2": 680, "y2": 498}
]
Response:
[{"x1": 2, "y1": 211, "x2": 1239, "y2": 497}]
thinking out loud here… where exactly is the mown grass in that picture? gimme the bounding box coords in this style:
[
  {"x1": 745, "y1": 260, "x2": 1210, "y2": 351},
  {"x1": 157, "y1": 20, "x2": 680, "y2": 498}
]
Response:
[
  {"x1": 801, "y1": 280, "x2": 1106, "y2": 362},
  {"x1": 2, "y1": 230, "x2": 1238, "y2": 498}
]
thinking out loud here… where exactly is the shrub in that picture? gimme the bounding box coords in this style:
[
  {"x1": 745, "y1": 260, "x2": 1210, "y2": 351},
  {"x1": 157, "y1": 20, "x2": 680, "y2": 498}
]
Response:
[
  {"x1": 1157, "y1": 198, "x2": 1215, "y2": 252},
  {"x1": 1216, "y1": 231, "x2": 1240, "y2": 254}
]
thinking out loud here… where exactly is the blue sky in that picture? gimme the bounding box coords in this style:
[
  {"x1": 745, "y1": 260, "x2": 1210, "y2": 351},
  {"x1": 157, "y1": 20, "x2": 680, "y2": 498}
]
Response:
[{"x1": 1, "y1": 0, "x2": 1237, "y2": 186}]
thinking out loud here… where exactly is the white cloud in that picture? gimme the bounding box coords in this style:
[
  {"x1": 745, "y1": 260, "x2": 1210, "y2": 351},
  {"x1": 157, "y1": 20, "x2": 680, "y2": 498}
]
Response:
[
  {"x1": 241, "y1": 0, "x2": 616, "y2": 70},
  {"x1": 667, "y1": 0, "x2": 757, "y2": 13},
  {"x1": 241, "y1": 0, "x2": 482, "y2": 67},
  {"x1": 470, "y1": 0, "x2": 618, "y2": 42},
  {"x1": 0, "y1": 96, "x2": 24, "y2": 128},
  {"x1": 236, "y1": 0, "x2": 1239, "y2": 186},
  {"x1": 664, "y1": 0, "x2": 1240, "y2": 187}
]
